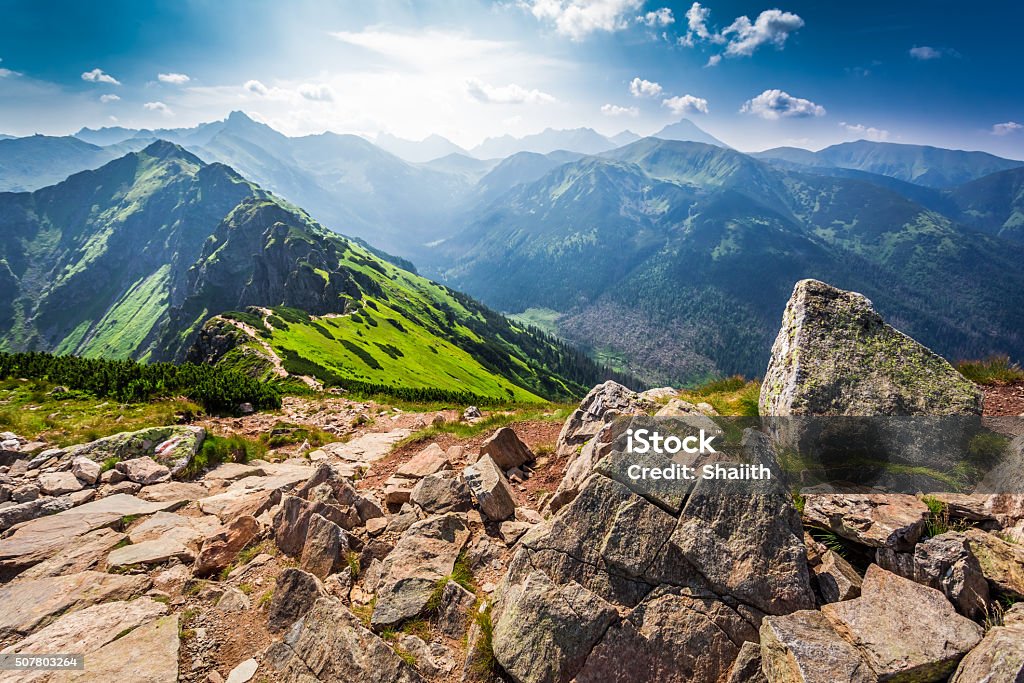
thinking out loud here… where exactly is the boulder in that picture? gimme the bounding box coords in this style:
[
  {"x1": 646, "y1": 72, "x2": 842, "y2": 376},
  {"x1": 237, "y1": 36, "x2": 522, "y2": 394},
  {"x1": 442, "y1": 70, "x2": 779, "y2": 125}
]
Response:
[
  {"x1": 760, "y1": 610, "x2": 875, "y2": 683},
  {"x1": 383, "y1": 480, "x2": 415, "y2": 507},
  {"x1": 37, "y1": 471, "x2": 84, "y2": 496},
  {"x1": 268, "y1": 568, "x2": 323, "y2": 632},
  {"x1": 950, "y1": 623, "x2": 1024, "y2": 683},
  {"x1": 573, "y1": 588, "x2": 757, "y2": 683},
  {"x1": 876, "y1": 531, "x2": 989, "y2": 620},
  {"x1": 464, "y1": 454, "x2": 517, "y2": 521},
  {"x1": 194, "y1": 515, "x2": 260, "y2": 577},
  {"x1": 106, "y1": 536, "x2": 194, "y2": 570},
  {"x1": 435, "y1": 580, "x2": 476, "y2": 638},
  {"x1": 410, "y1": 471, "x2": 473, "y2": 514},
  {"x1": 812, "y1": 549, "x2": 862, "y2": 603},
  {"x1": 18, "y1": 527, "x2": 126, "y2": 579},
  {"x1": 494, "y1": 569, "x2": 618, "y2": 683},
  {"x1": 217, "y1": 587, "x2": 251, "y2": 613},
  {"x1": 802, "y1": 492, "x2": 929, "y2": 551},
  {"x1": 71, "y1": 456, "x2": 102, "y2": 485},
  {"x1": 821, "y1": 565, "x2": 983, "y2": 681},
  {"x1": 371, "y1": 513, "x2": 470, "y2": 628},
  {"x1": 479, "y1": 427, "x2": 534, "y2": 470},
  {"x1": 726, "y1": 642, "x2": 766, "y2": 683},
  {"x1": 963, "y1": 528, "x2": 1024, "y2": 598},
  {"x1": 68, "y1": 425, "x2": 205, "y2": 477},
  {"x1": 555, "y1": 381, "x2": 655, "y2": 459},
  {"x1": 267, "y1": 597, "x2": 424, "y2": 682},
  {"x1": 491, "y1": 429, "x2": 815, "y2": 683},
  {"x1": 115, "y1": 457, "x2": 171, "y2": 485},
  {"x1": 760, "y1": 279, "x2": 982, "y2": 417},
  {"x1": 394, "y1": 443, "x2": 451, "y2": 479},
  {"x1": 300, "y1": 513, "x2": 349, "y2": 579}
]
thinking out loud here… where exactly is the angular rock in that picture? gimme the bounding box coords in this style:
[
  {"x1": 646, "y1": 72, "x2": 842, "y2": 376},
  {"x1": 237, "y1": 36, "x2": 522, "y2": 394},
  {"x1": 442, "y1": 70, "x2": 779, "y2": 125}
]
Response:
[
  {"x1": 877, "y1": 531, "x2": 989, "y2": 620},
  {"x1": 812, "y1": 549, "x2": 863, "y2": 603},
  {"x1": 300, "y1": 513, "x2": 349, "y2": 579},
  {"x1": 760, "y1": 610, "x2": 874, "y2": 683},
  {"x1": 115, "y1": 456, "x2": 171, "y2": 485},
  {"x1": 0, "y1": 571, "x2": 150, "y2": 644},
  {"x1": 803, "y1": 492, "x2": 928, "y2": 551},
  {"x1": 760, "y1": 279, "x2": 982, "y2": 417},
  {"x1": 71, "y1": 456, "x2": 102, "y2": 485},
  {"x1": 821, "y1": 565, "x2": 983, "y2": 681},
  {"x1": 494, "y1": 569, "x2": 618, "y2": 683},
  {"x1": 479, "y1": 427, "x2": 534, "y2": 470},
  {"x1": 435, "y1": 580, "x2": 476, "y2": 638},
  {"x1": 950, "y1": 623, "x2": 1024, "y2": 683},
  {"x1": 555, "y1": 380, "x2": 655, "y2": 459},
  {"x1": 499, "y1": 520, "x2": 533, "y2": 546},
  {"x1": 464, "y1": 454, "x2": 517, "y2": 522},
  {"x1": 268, "y1": 568, "x2": 323, "y2": 632},
  {"x1": 574, "y1": 588, "x2": 757, "y2": 683},
  {"x1": 384, "y1": 480, "x2": 415, "y2": 507},
  {"x1": 193, "y1": 514, "x2": 259, "y2": 577},
  {"x1": 964, "y1": 528, "x2": 1024, "y2": 598},
  {"x1": 38, "y1": 471, "x2": 85, "y2": 496},
  {"x1": 0, "y1": 496, "x2": 75, "y2": 533},
  {"x1": 410, "y1": 470, "x2": 473, "y2": 514},
  {"x1": 217, "y1": 586, "x2": 251, "y2": 613},
  {"x1": 547, "y1": 417, "x2": 630, "y2": 515},
  {"x1": 726, "y1": 641, "x2": 767, "y2": 683},
  {"x1": 136, "y1": 481, "x2": 207, "y2": 504},
  {"x1": 128, "y1": 511, "x2": 222, "y2": 546},
  {"x1": 395, "y1": 443, "x2": 451, "y2": 479},
  {"x1": 267, "y1": 597, "x2": 424, "y2": 682},
  {"x1": 18, "y1": 527, "x2": 126, "y2": 579},
  {"x1": 65, "y1": 614, "x2": 179, "y2": 683},
  {"x1": 226, "y1": 658, "x2": 259, "y2": 683},
  {"x1": 106, "y1": 536, "x2": 194, "y2": 570},
  {"x1": 371, "y1": 513, "x2": 470, "y2": 628}
]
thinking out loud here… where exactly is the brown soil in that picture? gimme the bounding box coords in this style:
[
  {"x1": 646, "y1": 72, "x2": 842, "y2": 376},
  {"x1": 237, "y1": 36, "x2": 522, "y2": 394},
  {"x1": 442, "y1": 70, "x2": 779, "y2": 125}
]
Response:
[{"x1": 983, "y1": 382, "x2": 1024, "y2": 416}]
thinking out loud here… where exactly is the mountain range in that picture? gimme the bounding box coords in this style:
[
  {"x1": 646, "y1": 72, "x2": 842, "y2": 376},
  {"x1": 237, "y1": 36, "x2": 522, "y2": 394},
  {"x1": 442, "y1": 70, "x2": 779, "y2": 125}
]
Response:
[
  {"x1": 441, "y1": 138, "x2": 1024, "y2": 384},
  {"x1": 0, "y1": 140, "x2": 616, "y2": 401},
  {"x1": 3, "y1": 112, "x2": 1024, "y2": 387}
]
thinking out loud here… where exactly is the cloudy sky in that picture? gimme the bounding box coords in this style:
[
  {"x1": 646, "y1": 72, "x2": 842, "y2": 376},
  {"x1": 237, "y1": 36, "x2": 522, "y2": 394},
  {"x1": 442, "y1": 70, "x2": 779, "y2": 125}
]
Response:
[{"x1": 1, "y1": 0, "x2": 1021, "y2": 155}]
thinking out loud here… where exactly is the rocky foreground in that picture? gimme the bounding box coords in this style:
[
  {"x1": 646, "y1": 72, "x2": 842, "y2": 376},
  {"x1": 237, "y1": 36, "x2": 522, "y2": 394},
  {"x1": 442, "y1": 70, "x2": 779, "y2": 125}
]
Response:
[{"x1": 0, "y1": 279, "x2": 1022, "y2": 683}]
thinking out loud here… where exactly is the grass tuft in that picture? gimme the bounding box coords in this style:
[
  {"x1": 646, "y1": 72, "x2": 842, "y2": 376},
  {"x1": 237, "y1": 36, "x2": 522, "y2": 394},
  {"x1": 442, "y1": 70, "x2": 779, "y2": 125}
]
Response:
[{"x1": 957, "y1": 355, "x2": 1024, "y2": 386}]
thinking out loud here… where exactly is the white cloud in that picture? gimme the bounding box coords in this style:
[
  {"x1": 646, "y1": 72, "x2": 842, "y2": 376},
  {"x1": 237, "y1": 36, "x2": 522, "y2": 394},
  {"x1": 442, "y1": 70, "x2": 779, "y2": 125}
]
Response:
[
  {"x1": 81, "y1": 68, "x2": 120, "y2": 85},
  {"x1": 679, "y1": 3, "x2": 802, "y2": 58},
  {"x1": 521, "y1": 0, "x2": 644, "y2": 40},
  {"x1": 144, "y1": 101, "x2": 173, "y2": 116},
  {"x1": 0, "y1": 58, "x2": 19, "y2": 78},
  {"x1": 840, "y1": 121, "x2": 889, "y2": 141},
  {"x1": 158, "y1": 72, "x2": 190, "y2": 85},
  {"x1": 466, "y1": 78, "x2": 555, "y2": 105},
  {"x1": 629, "y1": 77, "x2": 662, "y2": 98},
  {"x1": 909, "y1": 45, "x2": 941, "y2": 60},
  {"x1": 298, "y1": 83, "x2": 335, "y2": 102},
  {"x1": 99, "y1": 94, "x2": 120, "y2": 103},
  {"x1": 740, "y1": 89, "x2": 825, "y2": 119},
  {"x1": 244, "y1": 79, "x2": 270, "y2": 95},
  {"x1": 705, "y1": 55, "x2": 722, "y2": 67},
  {"x1": 992, "y1": 121, "x2": 1023, "y2": 136},
  {"x1": 722, "y1": 9, "x2": 804, "y2": 56},
  {"x1": 601, "y1": 103, "x2": 639, "y2": 117},
  {"x1": 637, "y1": 8, "x2": 674, "y2": 27},
  {"x1": 662, "y1": 94, "x2": 709, "y2": 115}
]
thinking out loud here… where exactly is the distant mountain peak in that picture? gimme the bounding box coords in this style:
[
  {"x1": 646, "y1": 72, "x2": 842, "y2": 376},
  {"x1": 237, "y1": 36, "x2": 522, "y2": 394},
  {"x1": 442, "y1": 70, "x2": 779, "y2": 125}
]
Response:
[{"x1": 651, "y1": 118, "x2": 729, "y2": 148}]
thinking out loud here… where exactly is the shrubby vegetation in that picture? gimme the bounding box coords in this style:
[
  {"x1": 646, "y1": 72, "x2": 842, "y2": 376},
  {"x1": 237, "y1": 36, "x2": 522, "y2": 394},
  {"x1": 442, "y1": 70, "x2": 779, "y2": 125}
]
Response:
[
  {"x1": 957, "y1": 355, "x2": 1024, "y2": 385},
  {"x1": 0, "y1": 352, "x2": 281, "y2": 414}
]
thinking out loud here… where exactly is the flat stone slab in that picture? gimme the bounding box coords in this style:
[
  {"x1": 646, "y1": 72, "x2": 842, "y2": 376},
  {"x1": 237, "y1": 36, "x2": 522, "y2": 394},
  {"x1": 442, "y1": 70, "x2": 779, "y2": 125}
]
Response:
[
  {"x1": 0, "y1": 495, "x2": 183, "y2": 574},
  {"x1": 128, "y1": 511, "x2": 222, "y2": 546},
  {"x1": 65, "y1": 613, "x2": 179, "y2": 683},
  {"x1": 106, "y1": 537, "x2": 195, "y2": 569},
  {"x1": 0, "y1": 571, "x2": 150, "y2": 644},
  {"x1": 136, "y1": 481, "x2": 209, "y2": 504},
  {"x1": 0, "y1": 598, "x2": 167, "y2": 683},
  {"x1": 205, "y1": 462, "x2": 267, "y2": 481},
  {"x1": 17, "y1": 527, "x2": 126, "y2": 580},
  {"x1": 322, "y1": 430, "x2": 411, "y2": 463}
]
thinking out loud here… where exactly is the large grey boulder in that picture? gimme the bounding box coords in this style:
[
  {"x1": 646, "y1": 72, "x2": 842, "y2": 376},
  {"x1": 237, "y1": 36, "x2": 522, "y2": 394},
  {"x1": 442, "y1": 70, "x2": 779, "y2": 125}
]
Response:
[
  {"x1": 802, "y1": 492, "x2": 929, "y2": 551},
  {"x1": 268, "y1": 597, "x2": 424, "y2": 682},
  {"x1": 370, "y1": 513, "x2": 470, "y2": 628},
  {"x1": 876, "y1": 531, "x2": 990, "y2": 620},
  {"x1": 760, "y1": 610, "x2": 875, "y2": 683},
  {"x1": 463, "y1": 455, "x2": 517, "y2": 521},
  {"x1": 68, "y1": 425, "x2": 205, "y2": 477},
  {"x1": 760, "y1": 279, "x2": 982, "y2": 417},
  {"x1": 950, "y1": 623, "x2": 1024, "y2": 683},
  {"x1": 479, "y1": 427, "x2": 534, "y2": 470},
  {"x1": 268, "y1": 568, "x2": 323, "y2": 633},
  {"x1": 491, "y1": 429, "x2": 814, "y2": 683},
  {"x1": 821, "y1": 565, "x2": 983, "y2": 681}
]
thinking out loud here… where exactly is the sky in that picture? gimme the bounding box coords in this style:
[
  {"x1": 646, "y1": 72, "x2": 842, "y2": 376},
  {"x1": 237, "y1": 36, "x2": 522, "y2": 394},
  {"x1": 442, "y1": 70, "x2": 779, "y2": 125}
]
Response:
[{"x1": 0, "y1": 0, "x2": 1021, "y2": 156}]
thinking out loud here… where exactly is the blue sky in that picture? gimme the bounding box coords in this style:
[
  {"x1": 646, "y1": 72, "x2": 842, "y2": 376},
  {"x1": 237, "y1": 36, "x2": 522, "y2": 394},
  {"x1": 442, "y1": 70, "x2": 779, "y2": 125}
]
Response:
[{"x1": 0, "y1": 0, "x2": 1021, "y2": 156}]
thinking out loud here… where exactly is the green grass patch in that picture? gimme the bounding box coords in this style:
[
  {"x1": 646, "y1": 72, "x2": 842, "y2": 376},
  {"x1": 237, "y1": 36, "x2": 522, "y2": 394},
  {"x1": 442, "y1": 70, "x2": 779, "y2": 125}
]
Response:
[
  {"x1": 182, "y1": 434, "x2": 266, "y2": 479},
  {"x1": 396, "y1": 406, "x2": 572, "y2": 450},
  {"x1": 260, "y1": 421, "x2": 337, "y2": 449},
  {"x1": 677, "y1": 377, "x2": 760, "y2": 417},
  {"x1": 957, "y1": 355, "x2": 1024, "y2": 386}
]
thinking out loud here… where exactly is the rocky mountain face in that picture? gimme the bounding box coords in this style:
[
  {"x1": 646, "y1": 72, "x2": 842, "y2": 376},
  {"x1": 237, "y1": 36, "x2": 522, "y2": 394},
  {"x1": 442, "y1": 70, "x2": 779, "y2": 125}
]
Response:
[
  {"x1": 443, "y1": 139, "x2": 1024, "y2": 385},
  {"x1": 0, "y1": 141, "x2": 609, "y2": 401},
  {"x1": 2, "y1": 278, "x2": 1020, "y2": 682}
]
